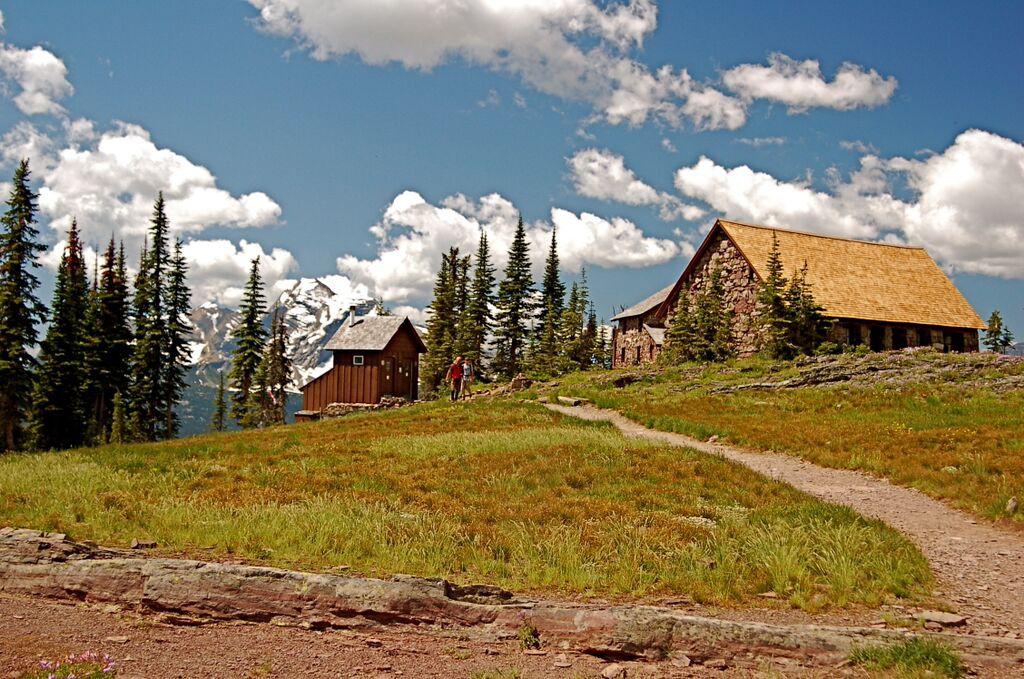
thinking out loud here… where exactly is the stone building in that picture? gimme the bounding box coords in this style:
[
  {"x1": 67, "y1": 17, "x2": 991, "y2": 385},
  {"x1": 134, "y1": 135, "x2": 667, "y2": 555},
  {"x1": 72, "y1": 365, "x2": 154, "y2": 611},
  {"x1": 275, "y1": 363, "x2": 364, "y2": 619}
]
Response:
[{"x1": 611, "y1": 219, "x2": 986, "y2": 367}]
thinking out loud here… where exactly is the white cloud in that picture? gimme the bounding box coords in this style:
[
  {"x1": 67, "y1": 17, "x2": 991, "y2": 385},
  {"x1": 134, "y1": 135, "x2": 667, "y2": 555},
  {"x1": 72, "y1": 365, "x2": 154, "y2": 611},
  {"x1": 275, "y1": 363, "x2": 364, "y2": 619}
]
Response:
[
  {"x1": 0, "y1": 10, "x2": 6, "y2": 33},
  {"x1": 37, "y1": 121, "x2": 282, "y2": 249},
  {"x1": 477, "y1": 88, "x2": 500, "y2": 108},
  {"x1": 337, "y1": 189, "x2": 680, "y2": 303},
  {"x1": 513, "y1": 92, "x2": 527, "y2": 109},
  {"x1": 661, "y1": 137, "x2": 677, "y2": 153},
  {"x1": 568, "y1": 148, "x2": 704, "y2": 221},
  {"x1": 673, "y1": 130, "x2": 1024, "y2": 279},
  {"x1": 1, "y1": 121, "x2": 56, "y2": 173},
  {"x1": 181, "y1": 239, "x2": 299, "y2": 308},
  {"x1": 736, "y1": 136, "x2": 786, "y2": 147},
  {"x1": 0, "y1": 42, "x2": 73, "y2": 115},
  {"x1": 839, "y1": 139, "x2": 878, "y2": 154},
  {"x1": 249, "y1": 0, "x2": 747, "y2": 130},
  {"x1": 722, "y1": 53, "x2": 897, "y2": 113}
]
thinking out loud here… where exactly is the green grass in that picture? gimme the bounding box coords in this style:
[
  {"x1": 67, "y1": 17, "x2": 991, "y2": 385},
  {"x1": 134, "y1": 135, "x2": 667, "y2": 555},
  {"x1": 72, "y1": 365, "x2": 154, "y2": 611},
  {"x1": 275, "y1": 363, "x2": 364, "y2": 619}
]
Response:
[
  {"x1": 849, "y1": 638, "x2": 965, "y2": 677},
  {"x1": 0, "y1": 399, "x2": 930, "y2": 608},
  {"x1": 539, "y1": 352, "x2": 1024, "y2": 523}
]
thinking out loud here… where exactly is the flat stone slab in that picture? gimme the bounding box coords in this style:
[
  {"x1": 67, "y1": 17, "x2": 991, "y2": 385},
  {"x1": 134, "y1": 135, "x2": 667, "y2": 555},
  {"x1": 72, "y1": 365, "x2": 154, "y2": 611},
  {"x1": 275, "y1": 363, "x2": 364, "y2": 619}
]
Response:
[{"x1": 3, "y1": 528, "x2": 1024, "y2": 667}]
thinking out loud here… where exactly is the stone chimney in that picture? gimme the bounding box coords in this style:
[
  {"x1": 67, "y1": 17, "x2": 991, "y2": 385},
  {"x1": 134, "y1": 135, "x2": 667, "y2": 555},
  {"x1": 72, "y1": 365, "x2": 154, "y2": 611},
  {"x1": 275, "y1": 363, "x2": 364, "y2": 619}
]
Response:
[{"x1": 347, "y1": 305, "x2": 357, "y2": 327}]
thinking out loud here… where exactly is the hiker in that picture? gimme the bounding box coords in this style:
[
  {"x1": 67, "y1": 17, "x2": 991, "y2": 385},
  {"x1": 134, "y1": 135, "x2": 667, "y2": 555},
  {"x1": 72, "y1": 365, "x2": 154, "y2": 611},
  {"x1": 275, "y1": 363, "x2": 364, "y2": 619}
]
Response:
[
  {"x1": 461, "y1": 359, "x2": 475, "y2": 399},
  {"x1": 445, "y1": 356, "x2": 464, "y2": 402}
]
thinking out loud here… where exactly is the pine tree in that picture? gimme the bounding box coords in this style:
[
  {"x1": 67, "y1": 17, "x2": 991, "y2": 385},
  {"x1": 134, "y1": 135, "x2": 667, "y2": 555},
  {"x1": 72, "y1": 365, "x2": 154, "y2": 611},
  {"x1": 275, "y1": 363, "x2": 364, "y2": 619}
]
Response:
[
  {"x1": 492, "y1": 215, "x2": 535, "y2": 377},
  {"x1": 261, "y1": 307, "x2": 292, "y2": 424},
  {"x1": 84, "y1": 239, "x2": 132, "y2": 441},
  {"x1": 784, "y1": 261, "x2": 828, "y2": 356},
  {"x1": 129, "y1": 194, "x2": 172, "y2": 441},
  {"x1": 229, "y1": 257, "x2": 267, "y2": 425},
  {"x1": 423, "y1": 248, "x2": 460, "y2": 392},
  {"x1": 537, "y1": 228, "x2": 565, "y2": 343},
  {"x1": 30, "y1": 220, "x2": 90, "y2": 450},
  {"x1": 984, "y1": 310, "x2": 1015, "y2": 354},
  {"x1": 755, "y1": 233, "x2": 793, "y2": 359},
  {"x1": 163, "y1": 239, "x2": 191, "y2": 438},
  {"x1": 664, "y1": 287, "x2": 697, "y2": 362},
  {"x1": 211, "y1": 373, "x2": 227, "y2": 432},
  {"x1": 463, "y1": 229, "x2": 495, "y2": 373},
  {"x1": 0, "y1": 160, "x2": 47, "y2": 452}
]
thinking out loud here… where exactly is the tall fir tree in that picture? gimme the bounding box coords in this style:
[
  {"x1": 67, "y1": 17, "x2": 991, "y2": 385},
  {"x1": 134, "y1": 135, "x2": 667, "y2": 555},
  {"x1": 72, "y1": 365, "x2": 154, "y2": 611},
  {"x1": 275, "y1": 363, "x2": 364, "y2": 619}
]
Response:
[
  {"x1": 30, "y1": 220, "x2": 90, "y2": 450},
  {"x1": 84, "y1": 239, "x2": 132, "y2": 441},
  {"x1": 783, "y1": 261, "x2": 828, "y2": 356},
  {"x1": 163, "y1": 239, "x2": 191, "y2": 438},
  {"x1": 229, "y1": 257, "x2": 267, "y2": 425},
  {"x1": 423, "y1": 247, "x2": 464, "y2": 391},
  {"x1": 492, "y1": 215, "x2": 535, "y2": 377},
  {"x1": 463, "y1": 229, "x2": 495, "y2": 373},
  {"x1": 260, "y1": 307, "x2": 292, "y2": 425},
  {"x1": 536, "y1": 228, "x2": 565, "y2": 343},
  {"x1": 0, "y1": 160, "x2": 47, "y2": 451},
  {"x1": 755, "y1": 233, "x2": 793, "y2": 359},
  {"x1": 211, "y1": 373, "x2": 228, "y2": 432},
  {"x1": 129, "y1": 194, "x2": 172, "y2": 440}
]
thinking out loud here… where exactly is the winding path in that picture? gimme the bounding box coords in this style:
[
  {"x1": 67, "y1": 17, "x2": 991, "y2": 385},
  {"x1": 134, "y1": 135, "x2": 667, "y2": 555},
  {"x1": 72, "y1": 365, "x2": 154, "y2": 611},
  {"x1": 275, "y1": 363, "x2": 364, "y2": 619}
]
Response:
[{"x1": 545, "y1": 403, "x2": 1024, "y2": 638}]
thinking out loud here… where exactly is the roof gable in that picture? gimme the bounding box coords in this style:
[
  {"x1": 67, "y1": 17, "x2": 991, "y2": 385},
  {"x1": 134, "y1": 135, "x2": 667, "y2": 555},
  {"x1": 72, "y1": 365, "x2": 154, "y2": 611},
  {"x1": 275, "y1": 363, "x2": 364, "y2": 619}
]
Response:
[
  {"x1": 611, "y1": 283, "x2": 674, "y2": 320},
  {"x1": 716, "y1": 220, "x2": 985, "y2": 329},
  {"x1": 324, "y1": 316, "x2": 426, "y2": 352}
]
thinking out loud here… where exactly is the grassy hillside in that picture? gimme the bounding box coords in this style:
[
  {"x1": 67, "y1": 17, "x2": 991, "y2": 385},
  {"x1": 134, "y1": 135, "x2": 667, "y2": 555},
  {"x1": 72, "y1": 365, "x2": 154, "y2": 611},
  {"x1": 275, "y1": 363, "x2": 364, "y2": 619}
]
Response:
[
  {"x1": 539, "y1": 349, "x2": 1024, "y2": 524},
  {"x1": 0, "y1": 399, "x2": 928, "y2": 610}
]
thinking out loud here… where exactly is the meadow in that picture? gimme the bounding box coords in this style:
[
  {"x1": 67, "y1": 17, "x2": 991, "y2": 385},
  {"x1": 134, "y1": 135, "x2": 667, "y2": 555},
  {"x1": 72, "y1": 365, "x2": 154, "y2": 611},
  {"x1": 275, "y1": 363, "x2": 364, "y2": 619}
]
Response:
[
  {"x1": 540, "y1": 350, "x2": 1024, "y2": 523},
  {"x1": 0, "y1": 399, "x2": 929, "y2": 609}
]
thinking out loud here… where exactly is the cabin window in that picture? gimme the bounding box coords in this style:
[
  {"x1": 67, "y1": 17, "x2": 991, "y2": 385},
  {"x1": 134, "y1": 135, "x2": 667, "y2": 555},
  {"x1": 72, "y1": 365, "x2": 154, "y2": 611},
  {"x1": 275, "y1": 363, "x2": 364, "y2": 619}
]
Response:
[
  {"x1": 916, "y1": 328, "x2": 933, "y2": 347},
  {"x1": 619, "y1": 347, "x2": 626, "y2": 364},
  {"x1": 846, "y1": 324, "x2": 862, "y2": 346},
  {"x1": 944, "y1": 332, "x2": 965, "y2": 353},
  {"x1": 635, "y1": 347, "x2": 641, "y2": 364},
  {"x1": 892, "y1": 328, "x2": 908, "y2": 350},
  {"x1": 353, "y1": 355, "x2": 364, "y2": 365}
]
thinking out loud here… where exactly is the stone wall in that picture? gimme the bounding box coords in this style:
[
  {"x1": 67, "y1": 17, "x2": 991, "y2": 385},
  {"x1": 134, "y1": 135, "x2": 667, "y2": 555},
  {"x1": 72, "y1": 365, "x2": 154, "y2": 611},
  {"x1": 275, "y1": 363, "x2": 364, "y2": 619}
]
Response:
[
  {"x1": 612, "y1": 316, "x2": 660, "y2": 368},
  {"x1": 667, "y1": 231, "x2": 762, "y2": 356}
]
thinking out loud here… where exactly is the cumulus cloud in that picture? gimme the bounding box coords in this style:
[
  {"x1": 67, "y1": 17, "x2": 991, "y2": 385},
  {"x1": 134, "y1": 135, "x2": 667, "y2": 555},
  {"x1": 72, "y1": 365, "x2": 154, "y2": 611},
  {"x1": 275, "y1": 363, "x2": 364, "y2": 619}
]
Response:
[
  {"x1": 0, "y1": 42, "x2": 73, "y2": 115},
  {"x1": 249, "y1": 0, "x2": 747, "y2": 130},
  {"x1": 568, "y1": 148, "x2": 704, "y2": 221},
  {"x1": 722, "y1": 53, "x2": 897, "y2": 113},
  {"x1": 37, "y1": 121, "x2": 282, "y2": 248},
  {"x1": 181, "y1": 239, "x2": 299, "y2": 307},
  {"x1": 337, "y1": 189, "x2": 679, "y2": 303},
  {"x1": 673, "y1": 130, "x2": 1024, "y2": 278}
]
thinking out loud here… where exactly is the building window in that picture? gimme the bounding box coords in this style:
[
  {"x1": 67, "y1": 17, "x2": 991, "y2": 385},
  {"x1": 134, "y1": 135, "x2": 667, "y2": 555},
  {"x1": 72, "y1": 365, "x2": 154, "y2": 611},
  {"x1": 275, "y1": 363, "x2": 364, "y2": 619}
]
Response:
[
  {"x1": 353, "y1": 355, "x2": 364, "y2": 365},
  {"x1": 869, "y1": 326, "x2": 885, "y2": 352},
  {"x1": 847, "y1": 324, "x2": 862, "y2": 346},
  {"x1": 892, "y1": 328, "x2": 908, "y2": 350},
  {"x1": 619, "y1": 347, "x2": 626, "y2": 364},
  {"x1": 635, "y1": 347, "x2": 641, "y2": 364}
]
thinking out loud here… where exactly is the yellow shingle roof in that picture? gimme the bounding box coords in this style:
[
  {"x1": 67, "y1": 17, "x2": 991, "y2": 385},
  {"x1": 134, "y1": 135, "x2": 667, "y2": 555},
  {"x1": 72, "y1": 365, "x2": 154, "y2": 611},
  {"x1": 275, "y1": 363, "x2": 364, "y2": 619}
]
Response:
[{"x1": 718, "y1": 220, "x2": 986, "y2": 330}]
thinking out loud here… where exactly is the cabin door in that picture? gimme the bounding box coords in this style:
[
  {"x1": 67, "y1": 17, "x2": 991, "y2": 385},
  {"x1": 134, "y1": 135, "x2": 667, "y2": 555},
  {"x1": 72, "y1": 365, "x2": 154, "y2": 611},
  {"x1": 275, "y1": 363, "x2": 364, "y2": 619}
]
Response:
[{"x1": 382, "y1": 357, "x2": 397, "y2": 397}]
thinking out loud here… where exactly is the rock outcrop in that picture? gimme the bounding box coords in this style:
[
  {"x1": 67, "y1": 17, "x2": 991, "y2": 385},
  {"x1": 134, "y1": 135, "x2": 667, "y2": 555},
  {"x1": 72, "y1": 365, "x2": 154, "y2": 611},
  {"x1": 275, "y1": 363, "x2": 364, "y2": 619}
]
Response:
[{"x1": 4, "y1": 528, "x2": 1024, "y2": 668}]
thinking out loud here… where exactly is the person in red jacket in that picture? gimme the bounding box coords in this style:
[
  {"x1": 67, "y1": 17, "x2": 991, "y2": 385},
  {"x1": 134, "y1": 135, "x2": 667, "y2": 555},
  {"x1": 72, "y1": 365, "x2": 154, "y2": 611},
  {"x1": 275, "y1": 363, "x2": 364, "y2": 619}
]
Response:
[{"x1": 444, "y1": 356, "x2": 464, "y2": 402}]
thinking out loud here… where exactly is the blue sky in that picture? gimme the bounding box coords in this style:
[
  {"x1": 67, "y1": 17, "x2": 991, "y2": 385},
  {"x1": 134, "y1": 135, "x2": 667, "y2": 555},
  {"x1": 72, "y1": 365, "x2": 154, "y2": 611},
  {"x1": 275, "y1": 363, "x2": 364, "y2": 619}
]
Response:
[{"x1": 1, "y1": 1, "x2": 1021, "y2": 335}]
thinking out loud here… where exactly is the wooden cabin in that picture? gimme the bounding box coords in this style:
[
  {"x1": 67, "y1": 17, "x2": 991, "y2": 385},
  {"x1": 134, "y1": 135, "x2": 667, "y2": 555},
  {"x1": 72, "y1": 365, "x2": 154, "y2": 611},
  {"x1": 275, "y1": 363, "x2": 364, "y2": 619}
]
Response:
[
  {"x1": 298, "y1": 309, "x2": 426, "y2": 417},
  {"x1": 612, "y1": 219, "x2": 987, "y2": 367}
]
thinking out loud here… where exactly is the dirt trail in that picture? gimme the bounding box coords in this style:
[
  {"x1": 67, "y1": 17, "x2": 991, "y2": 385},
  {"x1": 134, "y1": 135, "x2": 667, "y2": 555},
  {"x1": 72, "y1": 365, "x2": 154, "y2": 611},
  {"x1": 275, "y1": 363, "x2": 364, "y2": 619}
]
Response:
[{"x1": 546, "y1": 403, "x2": 1024, "y2": 637}]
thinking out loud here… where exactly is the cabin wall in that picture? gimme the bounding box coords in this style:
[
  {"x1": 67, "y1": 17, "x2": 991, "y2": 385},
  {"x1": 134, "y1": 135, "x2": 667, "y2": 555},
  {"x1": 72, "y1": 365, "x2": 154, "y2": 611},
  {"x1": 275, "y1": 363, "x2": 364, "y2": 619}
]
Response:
[
  {"x1": 301, "y1": 350, "x2": 383, "y2": 408},
  {"x1": 828, "y1": 320, "x2": 979, "y2": 353},
  {"x1": 612, "y1": 314, "x2": 661, "y2": 368},
  {"x1": 380, "y1": 329, "x2": 422, "y2": 401}
]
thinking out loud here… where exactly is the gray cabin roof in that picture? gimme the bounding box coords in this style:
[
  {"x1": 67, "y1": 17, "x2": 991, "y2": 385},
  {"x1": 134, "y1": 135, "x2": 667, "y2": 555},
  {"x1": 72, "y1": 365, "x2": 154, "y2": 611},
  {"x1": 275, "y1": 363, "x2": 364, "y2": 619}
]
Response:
[
  {"x1": 611, "y1": 283, "x2": 674, "y2": 321},
  {"x1": 324, "y1": 315, "x2": 425, "y2": 352}
]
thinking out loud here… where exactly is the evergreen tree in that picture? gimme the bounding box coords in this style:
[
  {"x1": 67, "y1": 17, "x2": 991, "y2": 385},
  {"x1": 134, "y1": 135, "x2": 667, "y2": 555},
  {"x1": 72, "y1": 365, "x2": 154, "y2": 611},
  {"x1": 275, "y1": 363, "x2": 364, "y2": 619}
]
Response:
[
  {"x1": 984, "y1": 310, "x2": 1016, "y2": 354},
  {"x1": 372, "y1": 297, "x2": 393, "y2": 316},
  {"x1": 784, "y1": 261, "x2": 829, "y2": 356},
  {"x1": 755, "y1": 233, "x2": 793, "y2": 359},
  {"x1": 0, "y1": 160, "x2": 47, "y2": 452},
  {"x1": 229, "y1": 257, "x2": 267, "y2": 425},
  {"x1": 211, "y1": 373, "x2": 227, "y2": 432},
  {"x1": 463, "y1": 229, "x2": 495, "y2": 372},
  {"x1": 85, "y1": 239, "x2": 132, "y2": 441},
  {"x1": 595, "y1": 319, "x2": 612, "y2": 369},
  {"x1": 492, "y1": 215, "x2": 535, "y2": 377},
  {"x1": 129, "y1": 194, "x2": 172, "y2": 440},
  {"x1": 163, "y1": 239, "x2": 191, "y2": 438},
  {"x1": 664, "y1": 287, "x2": 697, "y2": 362},
  {"x1": 261, "y1": 307, "x2": 292, "y2": 424},
  {"x1": 537, "y1": 228, "x2": 565, "y2": 342},
  {"x1": 30, "y1": 220, "x2": 89, "y2": 450},
  {"x1": 423, "y1": 247, "x2": 460, "y2": 392},
  {"x1": 665, "y1": 268, "x2": 733, "y2": 363}
]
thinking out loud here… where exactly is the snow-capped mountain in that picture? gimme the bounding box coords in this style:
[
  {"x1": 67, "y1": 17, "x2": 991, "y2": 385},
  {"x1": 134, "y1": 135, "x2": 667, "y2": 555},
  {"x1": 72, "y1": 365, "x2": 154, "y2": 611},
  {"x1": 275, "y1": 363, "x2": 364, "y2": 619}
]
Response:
[{"x1": 187, "y1": 277, "x2": 375, "y2": 391}]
